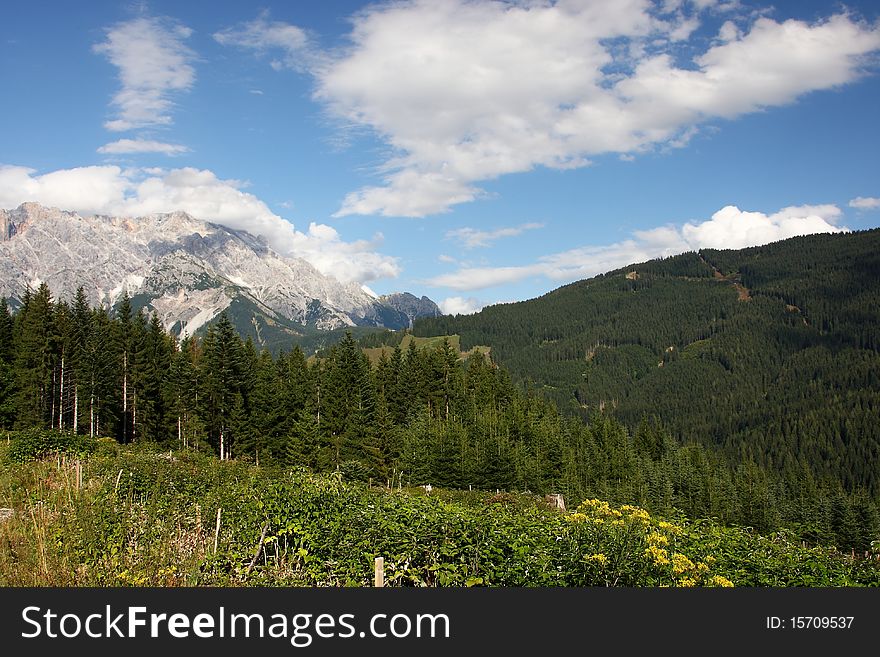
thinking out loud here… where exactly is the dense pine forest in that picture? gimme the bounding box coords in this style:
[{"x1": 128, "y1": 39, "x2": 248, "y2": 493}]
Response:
[
  {"x1": 415, "y1": 230, "x2": 880, "y2": 504},
  {"x1": 1, "y1": 278, "x2": 878, "y2": 553}
]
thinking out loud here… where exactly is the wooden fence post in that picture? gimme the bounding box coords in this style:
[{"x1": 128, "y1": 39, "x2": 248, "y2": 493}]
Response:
[
  {"x1": 214, "y1": 508, "x2": 222, "y2": 554},
  {"x1": 374, "y1": 557, "x2": 384, "y2": 587}
]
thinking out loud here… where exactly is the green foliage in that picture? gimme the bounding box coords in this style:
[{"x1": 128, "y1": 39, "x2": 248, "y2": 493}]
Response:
[
  {"x1": 2, "y1": 229, "x2": 879, "y2": 560},
  {"x1": 2, "y1": 447, "x2": 877, "y2": 587},
  {"x1": 5, "y1": 428, "x2": 96, "y2": 463},
  {"x1": 415, "y1": 230, "x2": 880, "y2": 498}
]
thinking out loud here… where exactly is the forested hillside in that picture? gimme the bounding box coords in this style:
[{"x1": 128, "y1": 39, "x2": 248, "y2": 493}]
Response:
[
  {"x1": 0, "y1": 283, "x2": 877, "y2": 551},
  {"x1": 415, "y1": 229, "x2": 880, "y2": 497}
]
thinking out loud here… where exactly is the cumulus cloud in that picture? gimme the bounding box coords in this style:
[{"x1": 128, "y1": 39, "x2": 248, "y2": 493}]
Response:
[
  {"x1": 426, "y1": 203, "x2": 847, "y2": 291},
  {"x1": 97, "y1": 139, "x2": 191, "y2": 155},
  {"x1": 219, "y1": 2, "x2": 880, "y2": 217},
  {"x1": 439, "y1": 296, "x2": 484, "y2": 315},
  {"x1": 94, "y1": 16, "x2": 196, "y2": 132},
  {"x1": 0, "y1": 164, "x2": 399, "y2": 285},
  {"x1": 849, "y1": 196, "x2": 880, "y2": 209},
  {"x1": 288, "y1": 223, "x2": 400, "y2": 284},
  {"x1": 0, "y1": 165, "x2": 131, "y2": 217},
  {"x1": 674, "y1": 204, "x2": 843, "y2": 249},
  {"x1": 446, "y1": 222, "x2": 544, "y2": 249}
]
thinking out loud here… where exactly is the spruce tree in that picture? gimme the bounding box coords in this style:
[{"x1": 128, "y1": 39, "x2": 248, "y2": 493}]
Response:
[
  {"x1": 0, "y1": 298, "x2": 15, "y2": 427},
  {"x1": 13, "y1": 283, "x2": 55, "y2": 428},
  {"x1": 113, "y1": 293, "x2": 135, "y2": 442},
  {"x1": 200, "y1": 313, "x2": 245, "y2": 459}
]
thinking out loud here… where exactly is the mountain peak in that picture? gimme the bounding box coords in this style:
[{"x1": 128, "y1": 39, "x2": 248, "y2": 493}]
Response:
[
  {"x1": 378, "y1": 292, "x2": 442, "y2": 328},
  {"x1": 0, "y1": 203, "x2": 440, "y2": 343}
]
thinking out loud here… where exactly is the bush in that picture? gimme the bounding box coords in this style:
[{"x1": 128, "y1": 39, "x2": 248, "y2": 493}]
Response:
[{"x1": 6, "y1": 428, "x2": 96, "y2": 463}]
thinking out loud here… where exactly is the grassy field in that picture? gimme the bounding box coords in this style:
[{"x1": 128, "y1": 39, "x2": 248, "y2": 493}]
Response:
[
  {"x1": 362, "y1": 334, "x2": 491, "y2": 366},
  {"x1": 1, "y1": 431, "x2": 878, "y2": 587}
]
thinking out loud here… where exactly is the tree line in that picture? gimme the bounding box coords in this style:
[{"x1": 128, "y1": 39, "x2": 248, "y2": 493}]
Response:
[
  {"x1": 415, "y1": 230, "x2": 880, "y2": 497},
  {"x1": 1, "y1": 282, "x2": 877, "y2": 551}
]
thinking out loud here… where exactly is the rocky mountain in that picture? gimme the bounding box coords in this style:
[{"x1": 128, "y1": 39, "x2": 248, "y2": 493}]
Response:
[
  {"x1": 0, "y1": 203, "x2": 439, "y2": 344},
  {"x1": 377, "y1": 292, "x2": 442, "y2": 327}
]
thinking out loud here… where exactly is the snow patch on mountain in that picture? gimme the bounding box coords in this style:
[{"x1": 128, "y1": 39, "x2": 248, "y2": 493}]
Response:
[{"x1": 0, "y1": 203, "x2": 440, "y2": 335}]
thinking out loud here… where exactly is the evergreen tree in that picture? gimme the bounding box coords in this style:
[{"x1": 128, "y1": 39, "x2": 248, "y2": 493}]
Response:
[
  {"x1": 169, "y1": 336, "x2": 204, "y2": 450},
  {"x1": 13, "y1": 284, "x2": 55, "y2": 428},
  {"x1": 112, "y1": 293, "x2": 135, "y2": 442},
  {"x1": 200, "y1": 313, "x2": 245, "y2": 459},
  {"x1": 0, "y1": 298, "x2": 13, "y2": 363},
  {"x1": 0, "y1": 298, "x2": 16, "y2": 427}
]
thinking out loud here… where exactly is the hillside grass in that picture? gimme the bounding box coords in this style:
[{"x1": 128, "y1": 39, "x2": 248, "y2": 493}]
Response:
[
  {"x1": 362, "y1": 334, "x2": 491, "y2": 366},
  {"x1": 1, "y1": 431, "x2": 878, "y2": 587}
]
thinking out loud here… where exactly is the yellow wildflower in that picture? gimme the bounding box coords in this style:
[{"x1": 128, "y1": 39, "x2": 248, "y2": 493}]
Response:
[
  {"x1": 708, "y1": 575, "x2": 734, "y2": 587},
  {"x1": 657, "y1": 521, "x2": 681, "y2": 534},
  {"x1": 585, "y1": 553, "x2": 608, "y2": 566},
  {"x1": 626, "y1": 508, "x2": 651, "y2": 523},
  {"x1": 671, "y1": 553, "x2": 695, "y2": 575},
  {"x1": 678, "y1": 577, "x2": 696, "y2": 587},
  {"x1": 646, "y1": 532, "x2": 669, "y2": 546},
  {"x1": 645, "y1": 545, "x2": 670, "y2": 565}
]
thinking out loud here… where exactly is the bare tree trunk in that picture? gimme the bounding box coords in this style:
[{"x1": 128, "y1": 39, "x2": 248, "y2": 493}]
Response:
[
  {"x1": 73, "y1": 384, "x2": 78, "y2": 434},
  {"x1": 122, "y1": 351, "x2": 128, "y2": 442},
  {"x1": 89, "y1": 384, "x2": 95, "y2": 438},
  {"x1": 132, "y1": 391, "x2": 137, "y2": 442},
  {"x1": 220, "y1": 427, "x2": 225, "y2": 461},
  {"x1": 58, "y1": 355, "x2": 64, "y2": 429},
  {"x1": 50, "y1": 370, "x2": 56, "y2": 429}
]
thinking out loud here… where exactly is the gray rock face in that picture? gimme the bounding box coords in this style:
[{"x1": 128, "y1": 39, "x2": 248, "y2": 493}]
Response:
[
  {"x1": 378, "y1": 292, "x2": 442, "y2": 327},
  {"x1": 0, "y1": 203, "x2": 437, "y2": 336}
]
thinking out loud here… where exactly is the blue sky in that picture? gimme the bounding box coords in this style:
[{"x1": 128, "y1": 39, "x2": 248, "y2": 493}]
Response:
[{"x1": 2, "y1": 0, "x2": 879, "y2": 314}]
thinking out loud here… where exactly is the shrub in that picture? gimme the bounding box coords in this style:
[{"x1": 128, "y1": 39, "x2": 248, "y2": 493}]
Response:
[{"x1": 6, "y1": 429, "x2": 96, "y2": 463}]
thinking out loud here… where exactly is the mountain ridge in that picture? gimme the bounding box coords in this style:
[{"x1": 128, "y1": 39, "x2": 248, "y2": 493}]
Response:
[
  {"x1": 413, "y1": 228, "x2": 880, "y2": 494},
  {"x1": 0, "y1": 202, "x2": 440, "y2": 345}
]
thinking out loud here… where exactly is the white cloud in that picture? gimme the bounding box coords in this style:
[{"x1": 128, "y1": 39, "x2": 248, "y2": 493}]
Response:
[
  {"x1": 97, "y1": 139, "x2": 191, "y2": 155},
  {"x1": 429, "y1": 264, "x2": 543, "y2": 291},
  {"x1": 94, "y1": 16, "x2": 196, "y2": 132},
  {"x1": 446, "y1": 222, "x2": 544, "y2": 249},
  {"x1": 0, "y1": 165, "x2": 131, "y2": 217},
  {"x1": 288, "y1": 223, "x2": 400, "y2": 284},
  {"x1": 213, "y1": 11, "x2": 314, "y2": 72},
  {"x1": 674, "y1": 204, "x2": 843, "y2": 250},
  {"x1": 224, "y1": 1, "x2": 879, "y2": 217},
  {"x1": 849, "y1": 196, "x2": 880, "y2": 209},
  {"x1": 0, "y1": 164, "x2": 399, "y2": 285},
  {"x1": 439, "y1": 296, "x2": 484, "y2": 315},
  {"x1": 438, "y1": 254, "x2": 457, "y2": 264},
  {"x1": 425, "y1": 203, "x2": 847, "y2": 291}
]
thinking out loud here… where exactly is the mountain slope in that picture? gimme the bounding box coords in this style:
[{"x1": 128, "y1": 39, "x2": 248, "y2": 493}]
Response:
[
  {"x1": 0, "y1": 203, "x2": 437, "y2": 346},
  {"x1": 377, "y1": 292, "x2": 442, "y2": 327},
  {"x1": 415, "y1": 229, "x2": 880, "y2": 494}
]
